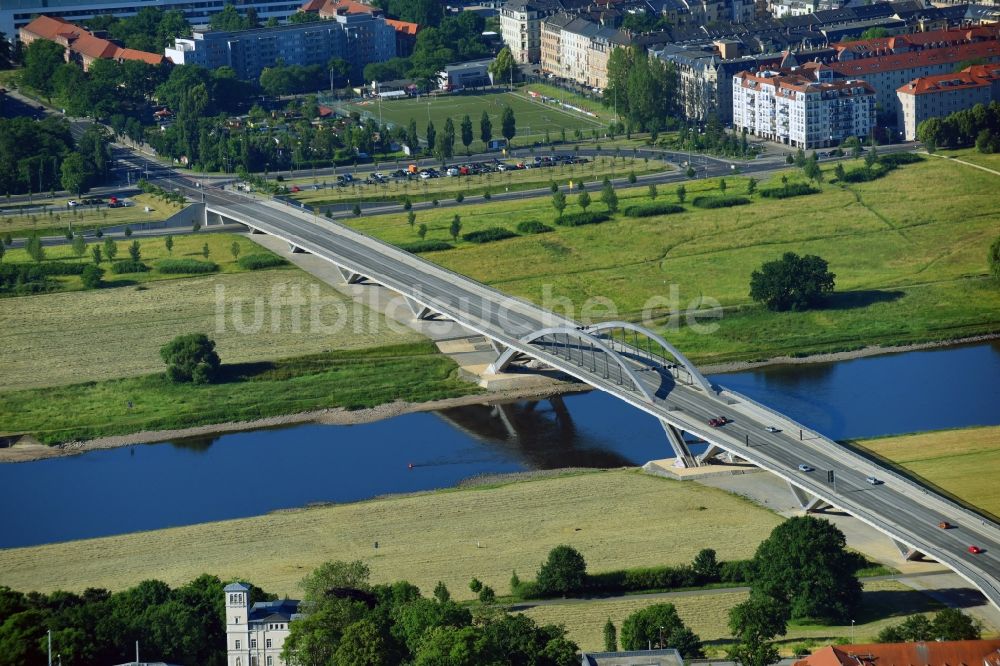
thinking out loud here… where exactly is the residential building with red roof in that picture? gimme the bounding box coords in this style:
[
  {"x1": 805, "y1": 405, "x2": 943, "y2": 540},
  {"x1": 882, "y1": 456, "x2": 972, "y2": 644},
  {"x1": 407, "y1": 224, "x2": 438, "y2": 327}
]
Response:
[
  {"x1": 385, "y1": 18, "x2": 420, "y2": 57},
  {"x1": 794, "y1": 639, "x2": 1000, "y2": 666},
  {"x1": 733, "y1": 66, "x2": 876, "y2": 148},
  {"x1": 297, "y1": 0, "x2": 420, "y2": 59},
  {"x1": 896, "y1": 63, "x2": 1000, "y2": 139},
  {"x1": 19, "y1": 15, "x2": 166, "y2": 71}
]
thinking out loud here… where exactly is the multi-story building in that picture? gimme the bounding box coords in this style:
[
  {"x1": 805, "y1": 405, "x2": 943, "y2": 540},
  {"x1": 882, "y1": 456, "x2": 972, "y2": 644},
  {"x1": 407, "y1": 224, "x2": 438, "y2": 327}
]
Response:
[
  {"x1": 225, "y1": 582, "x2": 300, "y2": 666},
  {"x1": 165, "y1": 7, "x2": 394, "y2": 81},
  {"x1": 540, "y1": 12, "x2": 573, "y2": 75},
  {"x1": 896, "y1": 63, "x2": 1000, "y2": 139},
  {"x1": 20, "y1": 15, "x2": 165, "y2": 71},
  {"x1": 540, "y1": 13, "x2": 627, "y2": 89},
  {"x1": 501, "y1": 0, "x2": 587, "y2": 63},
  {"x1": 1, "y1": 0, "x2": 302, "y2": 45},
  {"x1": 588, "y1": 25, "x2": 631, "y2": 89},
  {"x1": 733, "y1": 66, "x2": 876, "y2": 147}
]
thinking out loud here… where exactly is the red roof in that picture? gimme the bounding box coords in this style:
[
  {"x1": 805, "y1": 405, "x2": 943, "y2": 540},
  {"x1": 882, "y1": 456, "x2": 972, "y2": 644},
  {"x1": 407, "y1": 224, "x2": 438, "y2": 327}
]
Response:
[
  {"x1": 828, "y1": 39, "x2": 1000, "y2": 78},
  {"x1": 898, "y1": 63, "x2": 1000, "y2": 95},
  {"x1": 318, "y1": 0, "x2": 379, "y2": 17},
  {"x1": 20, "y1": 14, "x2": 164, "y2": 66},
  {"x1": 299, "y1": 0, "x2": 326, "y2": 11},
  {"x1": 795, "y1": 640, "x2": 1000, "y2": 666},
  {"x1": 385, "y1": 18, "x2": 420, "y2": 36},
  {"x1": 835, "y1": 24, "x2": 1000, "y2": 56}
]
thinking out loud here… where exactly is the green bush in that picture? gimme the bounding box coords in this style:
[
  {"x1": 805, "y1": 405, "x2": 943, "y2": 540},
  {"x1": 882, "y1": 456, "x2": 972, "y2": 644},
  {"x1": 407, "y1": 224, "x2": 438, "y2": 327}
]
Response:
[
  {"x1": 399, "y1": 240, "x2": 453, "y2": 253},
  {"x1": 157, "y1": 259, "x2": 219, "y2": 274},
  {"x1": 759, "y1": 183, "x2": 820, "y2": 199},
  {"x1": 110, "y1": 260, "x2": 149, "y2": 274},
  {"x1": 237, "y1": 253, "x2": 289, "y2": 270},
  {"x1": 878, "y1": 152, "x2": 924, "y2": 168},
  {"x1": 80, "y1": 264, "x2": 104, "y2": 289},
  {"x1": 691, "y1": 195, "x2": 751, "y2": 209},
  {"x1": 623, "y1": 203, "x2": 685, "y2": 217},
  {"x1": 516, "y1": 220, "x2": 553, "y2": 234},
  {"x1": 555, "y1": 211, "x2": 610, "y2": 227},
  {"x1": 30, "y1": 262, "x2": 86, "y2": 276},
  {"x1": 462, "y1": 227, "x2": 518, "y2": 244}
]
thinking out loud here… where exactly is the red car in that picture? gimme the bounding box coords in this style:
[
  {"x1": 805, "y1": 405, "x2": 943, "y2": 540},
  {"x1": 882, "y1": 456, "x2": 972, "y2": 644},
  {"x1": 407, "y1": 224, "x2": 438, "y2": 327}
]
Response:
[
  {"x1": 290, "y1": 185, "x2": 301, "y2": 192},
  {"x1": 968, "y1": 545, "x2": 983, "y2": 554}
]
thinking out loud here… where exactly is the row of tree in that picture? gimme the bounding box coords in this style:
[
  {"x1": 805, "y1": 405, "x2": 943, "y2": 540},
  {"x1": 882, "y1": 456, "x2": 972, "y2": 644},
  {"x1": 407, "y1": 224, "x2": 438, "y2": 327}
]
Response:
[
  {"x1": 0, "y1": 117, "x2": 110, "y2": 196},
  {"x1": 604, "y1": 46, "x2": 679, "y2": 132},
  {"x1": 918, "y1": 100, "x2": 1000, "y2": 154}
]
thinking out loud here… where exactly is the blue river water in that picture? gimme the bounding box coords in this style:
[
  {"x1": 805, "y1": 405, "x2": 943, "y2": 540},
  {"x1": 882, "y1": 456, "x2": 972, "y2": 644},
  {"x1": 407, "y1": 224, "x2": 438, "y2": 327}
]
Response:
[{"x1": 1, "y1": 341, "x2": 998, "y2": 549}]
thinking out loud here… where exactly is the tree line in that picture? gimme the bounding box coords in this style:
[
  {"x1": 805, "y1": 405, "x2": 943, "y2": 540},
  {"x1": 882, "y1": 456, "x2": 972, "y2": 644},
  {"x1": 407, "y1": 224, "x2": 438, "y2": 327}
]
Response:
[
  {"x1": 0, "y1": 117, "x2": 111, "y2": 197},
  {"x1": 918, "y1": 100, "x2": 1000, "y2": 154}
]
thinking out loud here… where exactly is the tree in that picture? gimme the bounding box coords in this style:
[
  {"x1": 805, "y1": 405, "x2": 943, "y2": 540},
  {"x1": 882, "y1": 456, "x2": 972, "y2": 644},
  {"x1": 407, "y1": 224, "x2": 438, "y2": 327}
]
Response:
[
  {"x1": 601, "y1": 181, "x2": 618, "y2": 214},
  {"x1": 436, "y1": 117, "x2": 455, "y2": 163},
  {"x1": 159, "y1": 333, "x2": 221, "y2": 384},
  {"x1": 61, "y1": 153, "x2": 91, "y2": 198},
  {"x1": 81, "y1": 264, "x2": 104, "y2": 289},
  {"x1": 726, "y1": 596, "x2": 788, "y2": 666},
  {"x1": 990, "y1": 235, "x2": 1000, "y2": 280},
  {"x1": 459, "y1": 114, "x2": 474, "y2": 154},
  {"x1": 477, "y1": 586, "x2": 495, "y2": 604},
  {"x1": 480, "y1": 110, "x2": 493, "y2": 147},
  {"x1": 23, "y1": 39, "x2": 66, "y2": 98},
  {"x1": 603, "y1": 619, "x2": 618, "y2": 652},
  {"x1": 490, "y1": 46, "x2": 516, "y2": 86},
  {"x1": 433, "y1": 582, "x2": 451, "y2": 603},
  {"x1": 620, "y1": 603, "x2": 703, "y2": 656},
  {"x1": 749, "y1": 252, "x2": 836, "y2": 312},
  {"x1": 128, "y1": 240, "x2": 141, "y2": 262},
  {"x1": 685, "y1": 166, "x2": 696, "y2": 178},
  {"x1": 577, "y1": 191, "x2": 591, "y2": 211},
  {"x1": 407, "y1": 211, "x2": 416, "y2": 229},
  {"x1": 209, "y1": 3, "x2": 255, "y2": 30},
  {"x1": 720, "y1": 178, "x2": 728, "y2": 193},
  {"x1": 834, "y1": 163, "x2": 847, "y2": 182},
  {"x1": 403, "y1": 197, "x2": 413, "y2": 211},
  {"x1": 860, "y1": 26, "x2": 890, "y2": 39},
  {"x1": 501, "y1": 107, "x2": 516, "y2": 146},
  {"x1": 804, "y1": 158, "x2": 823, "y2": 183},
  {"x1": 469, "y1": 578, "x2": 483, "y2": 594},
  {"x1": 0, "y1": 243, "x2": 4, "y2": 264},
  {"x1": 552, "y1": 191, "x2": 566, "y2": 218},
  {"x1": 449, "y1": 215, "x2": 462, "y2": 241},
  {"x1": 931, "y1": 608, "x2": 982, "y2": 640},
  {"x1": 864, "y1": 147, "x2": 878, "y2": 169},
  {"x1": 417, "y1": 223, "x2": 428, "y2": 240},
  {"x1": 692, "y1": 549, "x2": 720, "y2": 583},
  {"x1": 230, "y1": 241, "x2": 241, "y2": 260},
  {"x1": 68, "y1": 233, "x2": 86, "y2": 258},
  {"x1": 677, "y1": 184, "x2": 686, "y2": 203},
  {"x1": 648, "y1": 183, "x2": 658, "y2": 200},
  {"x1": 749, "y1": 516, "x2": 861, "y2": 622},
  {"x1": 535, "y1": 545, "x2": 586, "y2": 597},
  {"x1": 202, "y1": 242, "x2": 210, "y2": 259},
  {"x1": 24, "y1": 233, "x2": 44, "y2": 263},
  {"x1": 426, "y1": 121, "x2": 436, "y2": 156},
  {"x1": 165, "y1": 235, "x2": 174, "y2": 254},
  {"x1": 747, "y1": 177, "x2": 758, "y2": 195},
  {"x1": 91, "y1": 245, "x2": 103, "y2": 264}
]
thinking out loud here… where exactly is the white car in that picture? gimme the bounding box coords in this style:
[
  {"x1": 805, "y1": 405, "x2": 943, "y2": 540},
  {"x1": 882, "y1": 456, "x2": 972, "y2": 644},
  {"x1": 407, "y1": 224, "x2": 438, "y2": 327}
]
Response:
[
  {"x1": 798, "y1": 464, "x2": 814, "y2": 473},
  {"x1": 419, "y1": 171, "x2": 432, "y2": 179},
  {"x1": 67, "y1": 200, "x2": 79, "y2": 207},
  {"x1": 765, "y1": 426, "x2": 780, "y2": 433},
  {"x1": 866, "y1": 476, "x2": 882, "y2": 485}
]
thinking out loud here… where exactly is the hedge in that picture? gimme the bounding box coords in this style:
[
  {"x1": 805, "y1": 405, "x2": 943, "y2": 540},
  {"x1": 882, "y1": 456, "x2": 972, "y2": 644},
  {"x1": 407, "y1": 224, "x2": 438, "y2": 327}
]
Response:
[
  {"x1": 237, "y1": 253, "x2": 289, "y2": 270},
  {"x1": 462, "y1": 227, "x2": 518, "y2": 244},
  {"x1": 759, "y1": 183, "x2": 819, "y2": 199},
  {"x1": 878, "y1": 152, "x2": 924, "y2": 168},
  {"x1": 516, "y1": 220, "x2": 553, "y2": 234},
  {"x1": 691, "y1": 195, "x2": 752, "y2": 209},
  {"x1": 110, "y1": 260, "x2": 150, "y2": 274},
  {"x1": 12, "y1": 262, "x2": 86, "y2": 276},
  {"x1": 555, "y1": 211, "x2": 610, "y2": 227},
  {"x1": 623, "y1": 202, "x2": 685, "y2": 217},
  {"x1": 156, "y1": 259, "x2": 219, "y2": 274},
  {"x1": 399, "y1": 240, "x2": 453, "y2": 253}
]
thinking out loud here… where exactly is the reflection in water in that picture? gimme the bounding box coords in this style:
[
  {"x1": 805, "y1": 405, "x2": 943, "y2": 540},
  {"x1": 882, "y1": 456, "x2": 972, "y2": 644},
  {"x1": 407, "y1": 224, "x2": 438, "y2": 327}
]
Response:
[
  {"x1": 434, "y1": 396, "x2": 636, "y2": 469},
  {"x1": 167, "y1": 435, "x2": 220, "y2": 452}
]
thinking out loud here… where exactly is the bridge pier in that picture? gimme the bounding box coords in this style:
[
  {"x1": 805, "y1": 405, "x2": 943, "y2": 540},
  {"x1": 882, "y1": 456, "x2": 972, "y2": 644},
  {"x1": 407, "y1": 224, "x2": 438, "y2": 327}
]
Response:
[
  {"x1": 698, "y1": 442, "x2": 737, "y2": 465},
  {"x1": 404, "y1": 296, "x2": 438, "y2": 321},
  {"x1": 891, "y1": 539, "x2": 928, "y2": 562},
  {"x1": 787, "y1": 481, "x2": 834, "y2": 513},
  {"x1": 336, "y1": 266, "x2": 365, "y2": 284},
  {"x1": 288, "y1": 243, "x2": 307, "y2": 254},
  {"x1": 661, "y1": 421, "x2": 698, "y2": 468}
]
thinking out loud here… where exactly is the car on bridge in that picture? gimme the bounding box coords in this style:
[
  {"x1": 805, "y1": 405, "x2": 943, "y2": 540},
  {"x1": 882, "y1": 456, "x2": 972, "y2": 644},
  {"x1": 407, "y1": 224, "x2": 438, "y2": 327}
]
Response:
[
  {"x1": 798, "y1": 464, "x2": 814, "y2": 472},
  {"x1": 765, "y1": 426, "x2": 780, "y2": 433},
  {"x1": 866, "y1": 476, "x2": 883, "y2": 485},
  {"x1": 939, "y1": 521, "x2": 953, "y2": 529},
  {"x1": 708, "y1": 417, "x2": 730, "y2": 427},
  {"x1": 969, "y1": 545, "x2": 984, "y2": 554}
]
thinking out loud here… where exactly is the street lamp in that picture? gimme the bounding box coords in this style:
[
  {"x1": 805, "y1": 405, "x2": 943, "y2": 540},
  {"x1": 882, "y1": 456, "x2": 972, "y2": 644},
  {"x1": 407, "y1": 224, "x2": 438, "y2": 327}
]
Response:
[{"x1": 851, "y1": 619, "x2": 856, "y2": 644}]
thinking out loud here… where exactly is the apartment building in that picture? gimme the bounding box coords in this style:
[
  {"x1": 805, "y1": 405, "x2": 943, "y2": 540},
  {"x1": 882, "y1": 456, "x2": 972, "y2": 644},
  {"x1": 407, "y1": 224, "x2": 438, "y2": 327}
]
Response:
[
  {"x1": 165, "y1": 7, "x2": 394, "y2": 81},
  {"x1": 226, "y1": 583, "x2": 300, "y2": 666},
  {"x1": 501, "y1": 0, "x2": 566, "y2": 63},
  {"x1": 896, "y1": 63, "x2": 1000, "y2": 139},
  {"x1": 20, "y1": 15, "x2": 165, "y2": 71},
  {"x1": 733, "y1": 66, "x2": 876, "y2": 147},
  {"x1": 539, "y1": 13, "x2": 628, "y2": 88}
]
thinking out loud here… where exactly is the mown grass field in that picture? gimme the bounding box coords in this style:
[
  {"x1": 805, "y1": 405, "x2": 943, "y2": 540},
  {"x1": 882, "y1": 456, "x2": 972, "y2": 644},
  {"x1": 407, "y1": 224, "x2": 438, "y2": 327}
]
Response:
[
  {"x1": 0, "y1": 193, "x2": 184, "y2": 236},
  {"x1": 858, "y1": 425, "x2": 1000, "y2": 517},
  {"x1": 0, "y1": 469, "x2": 780, "y2": 598},
  {"x1": 521, "y1": 579, "x2": 943, "y2": 655},
  {"x1": 340, "y1": 156, "x2": 1000, "y2": 365},
  {"x1": 520, "y1": 84, "x2": 617, "y2": 123},
  {"x1": 288, "y1": 154, "x2": 664, "y2": 206},
  {"x1": 340, "y1": 90, "x2": 603, "y2": 150},
  {"x1": 0, "y1": 341, "x2": 475, "y2": 443},
  {"x1": 938, "y1": 147, "x2": 1000, "y2": 172}
]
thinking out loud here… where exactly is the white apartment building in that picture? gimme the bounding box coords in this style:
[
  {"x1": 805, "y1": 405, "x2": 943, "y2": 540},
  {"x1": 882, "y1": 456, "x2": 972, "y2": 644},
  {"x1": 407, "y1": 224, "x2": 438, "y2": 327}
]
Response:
[
  {"x1": 733, "y1": 67, "x2": 876, "y2": 148},
  {"x1": 896, "y1": 64, "x2": 1000, "y2": 140},
  {"x1": 226, "y1": 582, "x2": 300, "y2": 666}
]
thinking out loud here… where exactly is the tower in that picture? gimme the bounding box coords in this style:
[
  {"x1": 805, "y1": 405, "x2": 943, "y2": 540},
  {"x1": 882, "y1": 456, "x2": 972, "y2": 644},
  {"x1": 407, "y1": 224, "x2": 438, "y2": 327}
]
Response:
[{"x1": 225, "y1": 582, "x2": 250, "y2": 666}]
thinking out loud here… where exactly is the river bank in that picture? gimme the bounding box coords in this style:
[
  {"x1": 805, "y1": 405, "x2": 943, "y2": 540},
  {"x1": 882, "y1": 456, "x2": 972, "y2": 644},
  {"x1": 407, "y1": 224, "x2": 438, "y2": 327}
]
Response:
[{"x1": 4, "y1": 333, "x2": 997, "y2": 464}]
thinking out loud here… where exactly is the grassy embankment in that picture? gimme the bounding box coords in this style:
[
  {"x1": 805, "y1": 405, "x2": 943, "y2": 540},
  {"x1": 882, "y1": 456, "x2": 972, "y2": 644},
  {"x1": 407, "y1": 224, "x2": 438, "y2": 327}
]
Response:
[
  {"x1": 0, "y1": 193, "x2": 184, "y2": 236},
  {"x1": 288, "y1": 154, "x2": 665, "y2": 207},
  {"x1": 0, "y1": 232, "x2": 474, "y2": 443},
  {"x1": 337, "y1": 155, "x2": 1000, "y2": 366},
  {"x1": 3, "y1": 426, "x2": 996, "y2": 651}
]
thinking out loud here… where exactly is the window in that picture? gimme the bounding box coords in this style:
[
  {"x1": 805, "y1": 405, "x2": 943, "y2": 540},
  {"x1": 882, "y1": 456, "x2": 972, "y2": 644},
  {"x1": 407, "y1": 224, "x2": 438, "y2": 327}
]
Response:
[
  {"x1": 234, "y1": 616, "x2": 240, "y2": 624},
  {"x1": 236, "y1": 659, "x2": 242, "y2": 666},
  {"x1": 251, "y1": 639, "x2": 257, "y2": 649},
  {"x1": 236, "y1": 640, "x2": 241, "y2": 650},
  {"x1": 267, "y1": 658, "x2": 273, "y2": 666},
  {"x1": 266, "y1": 639, "x2": 272, "y2": 649}
]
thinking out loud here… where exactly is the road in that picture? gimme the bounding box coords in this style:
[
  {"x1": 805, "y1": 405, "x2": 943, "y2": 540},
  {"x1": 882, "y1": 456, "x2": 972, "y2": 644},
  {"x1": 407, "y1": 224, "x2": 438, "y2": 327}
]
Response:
[{"x1": 141, "y1": 161, "x2": 1000, "y2": 612}]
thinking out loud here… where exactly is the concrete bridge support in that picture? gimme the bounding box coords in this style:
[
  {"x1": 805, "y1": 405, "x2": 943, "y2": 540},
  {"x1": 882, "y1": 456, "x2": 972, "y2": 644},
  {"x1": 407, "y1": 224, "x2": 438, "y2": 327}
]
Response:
[
  {"x1": 788, "y1": 481, "x2": 834, "y2": 513},
  {"x1": 404, "y1": 297, "x2": 438, "y2": 321},
  {"x1": 892, "y1": 539, "x2": 928, "y2": 561},
  {"x1": 336, "y1": 266, "x2": 365, "y2": 284},
  {"x1": 662, "y1": 421, "x2": 697, "y2": 468}
]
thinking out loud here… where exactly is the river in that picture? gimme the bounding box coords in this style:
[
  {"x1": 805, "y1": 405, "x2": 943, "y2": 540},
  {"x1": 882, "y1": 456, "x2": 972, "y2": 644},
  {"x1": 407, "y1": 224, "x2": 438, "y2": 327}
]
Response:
[{"x1": 2, "y1": 341, "x2": 998, "y2": 549}]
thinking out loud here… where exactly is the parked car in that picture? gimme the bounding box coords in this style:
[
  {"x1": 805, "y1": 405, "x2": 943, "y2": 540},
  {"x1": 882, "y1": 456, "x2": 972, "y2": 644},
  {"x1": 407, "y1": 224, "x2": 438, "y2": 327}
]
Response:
[
  {"x1": 108, "y1": 201, "x2": 126, "y2": 208},
  {"x1": 290, "y1": 185, "x2": 301, "y2": 193},
  {"x1": 798, "y1": 464, "x2": 814, "y2": 472},
  {"x1": 66, "y1": 200, "x2": 79, "y2": 207}
]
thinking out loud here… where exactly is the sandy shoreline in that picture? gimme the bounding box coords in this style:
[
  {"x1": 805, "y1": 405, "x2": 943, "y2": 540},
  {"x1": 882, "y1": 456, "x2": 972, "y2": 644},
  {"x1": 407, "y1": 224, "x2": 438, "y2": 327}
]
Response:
[{"x1": 2, "y1": 333, "x2": 996, "y2": 464}]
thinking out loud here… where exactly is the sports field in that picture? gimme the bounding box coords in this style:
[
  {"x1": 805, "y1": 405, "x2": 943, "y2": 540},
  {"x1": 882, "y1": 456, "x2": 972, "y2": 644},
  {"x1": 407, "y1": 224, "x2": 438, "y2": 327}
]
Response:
[{"x1": 340, "y1": 90, "x2": 604, "y2": 150}]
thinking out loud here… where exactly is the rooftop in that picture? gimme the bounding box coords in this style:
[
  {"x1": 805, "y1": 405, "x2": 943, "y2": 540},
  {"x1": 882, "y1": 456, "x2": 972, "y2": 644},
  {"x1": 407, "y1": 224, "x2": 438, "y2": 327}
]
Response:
[
  {"x1": 794, "y1": 640, "x2": 1000, "y2": 666},
  {"x1": 898, "y1": 62, "x2": 1000, "y2": 95}
]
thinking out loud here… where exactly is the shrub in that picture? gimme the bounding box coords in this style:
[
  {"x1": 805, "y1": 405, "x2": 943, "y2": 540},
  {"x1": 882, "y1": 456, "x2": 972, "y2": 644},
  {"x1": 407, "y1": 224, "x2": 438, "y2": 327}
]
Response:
[
  {"x1": 110, "y1": 260, "x2": 149, "y2": 274},
  {"x1": 759, "y1": 183, "x2": 820, "y2": 199},
  {"x1": 692, "y1": 195, "x2": 751, "y2": 209},
  {"x1": 878, "y1": 152, "x2": 923, "y2": 168},
  {"x1": 555, "y1": 211, "x2": 610, "y2": 227},
  {"x1": 238, "y1": 253, "x2": 289, "y2": 270},
  {"x1": 31, "y1": 262, "x2": 86, "y2": 276},
  {"x1": 80, "y1": 264, "x2": 104, "y2": 289},
  {"x1": 623, "y1": 203, "x2": 685, "y2": 217},
  {"x1": 399, "y1": 240, "x2": 453, "y2": 253},
  {"x1": 462, "y1": 227, "x2": 517, "y2": 244},
  {"x1": 536, "y1": 545, "x2": 587, "y2": 596},
  {"x1": 516, "y1": 220, "x2": 553, "y2": 234},
  {"x1": 157, "y1": 259, "x2": 219, "y2": 274},
  {"x1": 160, "y1": 333, "x2": 221, "y2": 384}
]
